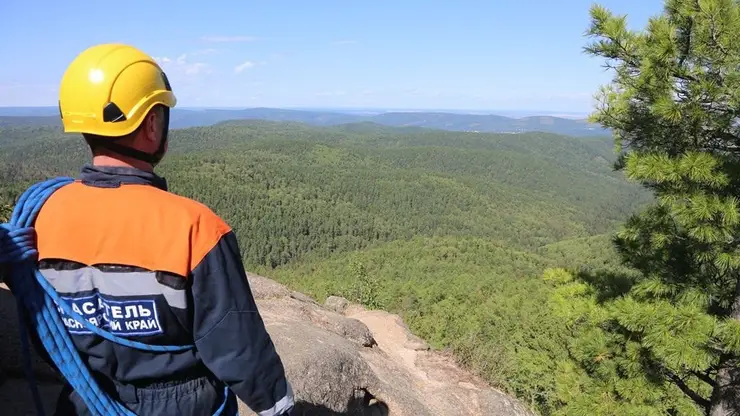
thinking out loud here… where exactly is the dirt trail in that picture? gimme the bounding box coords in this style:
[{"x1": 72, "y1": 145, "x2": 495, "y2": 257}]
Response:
[{"x1": 348, "y1": 307, "x2": 532, "y2": 416}]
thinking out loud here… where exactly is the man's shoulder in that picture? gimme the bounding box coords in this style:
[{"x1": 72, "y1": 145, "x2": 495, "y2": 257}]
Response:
[
  {"x1": 155, "y1": 189, "x2": 223, "y2": 220},
  {"x1": 158, "y1": 191, "x2": 240, "y2": 273},
  {"x1": 121, "y1": 186, "x2": 235, "y2": 273},
  {"x1": 35, "y1": 182, "x2": 234, "y2": 275},
  {"x1": 153, "y1": 188, "x2": 232, "y2": 235}
]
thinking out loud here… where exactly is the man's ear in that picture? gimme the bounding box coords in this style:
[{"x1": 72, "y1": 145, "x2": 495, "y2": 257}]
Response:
[{"x1": 143, "y1": 110, "x2": 160, "y2": 143}]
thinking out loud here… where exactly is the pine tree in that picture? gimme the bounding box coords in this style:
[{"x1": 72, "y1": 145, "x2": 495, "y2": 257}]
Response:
[{"x1": 552, "y1": 0, "x2": 740, "y2": 414}]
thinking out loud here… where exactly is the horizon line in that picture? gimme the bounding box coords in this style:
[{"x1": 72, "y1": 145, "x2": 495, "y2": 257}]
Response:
[{"x1": 0, "y1": 105, "x2": 592, "y2": 118}]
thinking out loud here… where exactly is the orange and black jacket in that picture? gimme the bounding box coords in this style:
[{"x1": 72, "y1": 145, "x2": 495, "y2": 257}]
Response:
[{"x1": 30, "y1": 164, "x2": 293, "y2": 415}]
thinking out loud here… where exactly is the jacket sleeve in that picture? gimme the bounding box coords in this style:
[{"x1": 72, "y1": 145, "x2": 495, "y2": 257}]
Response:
[{"x1": 191, "y1": 231, "x2": 294, "y2": 416}]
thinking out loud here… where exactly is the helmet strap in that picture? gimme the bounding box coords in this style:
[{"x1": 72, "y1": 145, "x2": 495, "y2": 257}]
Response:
[{"x1": 86, "y1": 107, "x2": 170, "y2": 167}]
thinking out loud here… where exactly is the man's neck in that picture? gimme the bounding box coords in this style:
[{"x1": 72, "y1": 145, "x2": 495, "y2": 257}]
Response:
[{"x1": 92, "y1": 155, "x2": 154, "y2": 172}]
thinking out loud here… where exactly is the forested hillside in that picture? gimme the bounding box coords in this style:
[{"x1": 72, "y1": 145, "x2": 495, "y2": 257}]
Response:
[
  {"x1": 0, "y1": 120, "x2": 646, "y2": 265},
  {"x1": 0, "y1": 118, "x2": 651, "y2": 414}
]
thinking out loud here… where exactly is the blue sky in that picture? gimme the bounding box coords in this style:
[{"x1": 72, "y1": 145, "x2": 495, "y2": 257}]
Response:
[{"x1": 1, "y1": 0, "x2": 663, "y2": 113}]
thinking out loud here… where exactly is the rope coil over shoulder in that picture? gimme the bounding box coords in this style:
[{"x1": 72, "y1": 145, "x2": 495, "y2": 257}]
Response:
[{"x1": 0, "y1": 177, "x2": 232, "y2": 416}]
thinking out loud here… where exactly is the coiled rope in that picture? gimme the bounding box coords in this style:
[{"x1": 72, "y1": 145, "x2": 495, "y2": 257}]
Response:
[{"x1": 0, "y1": 177, "x2": 231, "y2": 416}]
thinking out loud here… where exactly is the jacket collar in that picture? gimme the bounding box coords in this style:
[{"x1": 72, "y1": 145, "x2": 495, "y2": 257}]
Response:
[{"x1": 79, "y1": 164, "x2": 168, "y2": 191}]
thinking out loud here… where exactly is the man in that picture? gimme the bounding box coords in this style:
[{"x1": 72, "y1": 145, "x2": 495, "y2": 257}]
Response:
[{"x1": 32, "y1": 43, "x2": 294, "y2": 415}]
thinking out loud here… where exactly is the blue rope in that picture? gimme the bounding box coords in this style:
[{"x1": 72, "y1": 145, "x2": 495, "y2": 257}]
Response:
[{"x1": 1, "y1": 177, "x2": 232, "y2": 416}]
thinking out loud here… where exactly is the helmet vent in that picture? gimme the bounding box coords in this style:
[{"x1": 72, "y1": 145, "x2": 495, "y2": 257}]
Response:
[
  {"x1": 162, "y1": 71, "x2": 172, "y2": 91},
  {"x1": 103, "y1": 102, "x2": 127, "y2": 123}
]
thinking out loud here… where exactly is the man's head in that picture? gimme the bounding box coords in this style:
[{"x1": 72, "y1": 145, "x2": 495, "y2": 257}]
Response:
[
  {"x1": 82, "y1": 105, "x2": 169, "y2": 170},
  {"x1": 59, "y1": 44, "x2": 177, "y2": 170}
]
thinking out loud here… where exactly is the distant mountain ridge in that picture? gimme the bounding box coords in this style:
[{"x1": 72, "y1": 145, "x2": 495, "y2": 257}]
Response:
[{"x1": 0, "y1": 107, "x2": 609, "y2": 137}]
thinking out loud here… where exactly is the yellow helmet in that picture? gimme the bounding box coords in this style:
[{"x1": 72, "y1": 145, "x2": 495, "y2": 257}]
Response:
[{"x1": 59, "y1": 43, "x2": 177, "y2": 137}]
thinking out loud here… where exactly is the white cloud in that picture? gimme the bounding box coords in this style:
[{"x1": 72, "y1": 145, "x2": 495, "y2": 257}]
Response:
[
  {"x1": 155, "y1": 54, "x2": 211, "y2": 76},
  {"x1": 154, "y1": 56, "x2": 172, "y2": 65},
  {"x1": 185, "y1": 63, "x2": 209, "y2": 75},
  {"x1": 202, "y1": 35, "x2": 257, "y2": 43},
  {"x1": 234, "y1": 61, "x2": 256, "y2": 73},
  {"x1": 332, "y1": 40, "x2": 358, "y2": 45}
]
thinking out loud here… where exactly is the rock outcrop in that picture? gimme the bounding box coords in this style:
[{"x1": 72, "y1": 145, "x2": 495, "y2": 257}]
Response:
[{"x1": 0, "y1": 275, "x2": 535, "y2": 416}]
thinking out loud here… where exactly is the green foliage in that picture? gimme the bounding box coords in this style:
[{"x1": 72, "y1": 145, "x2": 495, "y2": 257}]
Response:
[
  {"x1": 543, "y1": 0, "x2": 740, "y2": 414},
  {"x1": 545, "y1": 268, "x2": 708, "y2": 416},
  {"x1": 154, "y1": 122, "x2": 649, "y2": 268},
  {"x1": 537, "y1": 234, "x2": 624, "y2": 271},
  {"x1": 0, "y1": 121, "x2": 651, "y2": 270},
  {"x1": 347, "y1": 258, "x2": 382, "y2": 309}
]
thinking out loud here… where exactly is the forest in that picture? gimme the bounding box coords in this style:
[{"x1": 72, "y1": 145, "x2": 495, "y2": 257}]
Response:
[
  {"x1": 4, "y1": 0, "x2": 740, "y2": 414},
  {"x1": 0, "y1": 120, "x2": 648, "y2": 269}
]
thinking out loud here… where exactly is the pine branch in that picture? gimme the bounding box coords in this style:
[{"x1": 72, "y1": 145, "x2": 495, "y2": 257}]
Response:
[
  {"x1": 710, "y1": 30, "x2": 730, "y2": 60},
  {"x1": 691, "y1": 369, "x2": 716, "y2": 386},
  {"x1": 676, "y1": 3, "x2": 699, "y2": 83},
  {"x1": 704, "y1": 1, "x2": 730, "y2": 60},
  {"x1": 664, "y1": 367, "x2": 711, "y2": 412},
  {"x1": 675, "y1": 72, "x2": 699, "y2": 83},
  {"x1": 678, "y1": 14, "x2": 694, "y2": 68}
]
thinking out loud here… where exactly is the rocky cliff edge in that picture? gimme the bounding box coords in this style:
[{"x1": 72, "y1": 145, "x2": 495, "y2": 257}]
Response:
[{"x1": 0, "y1": 274, "x2": 535, "y2": 416}]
